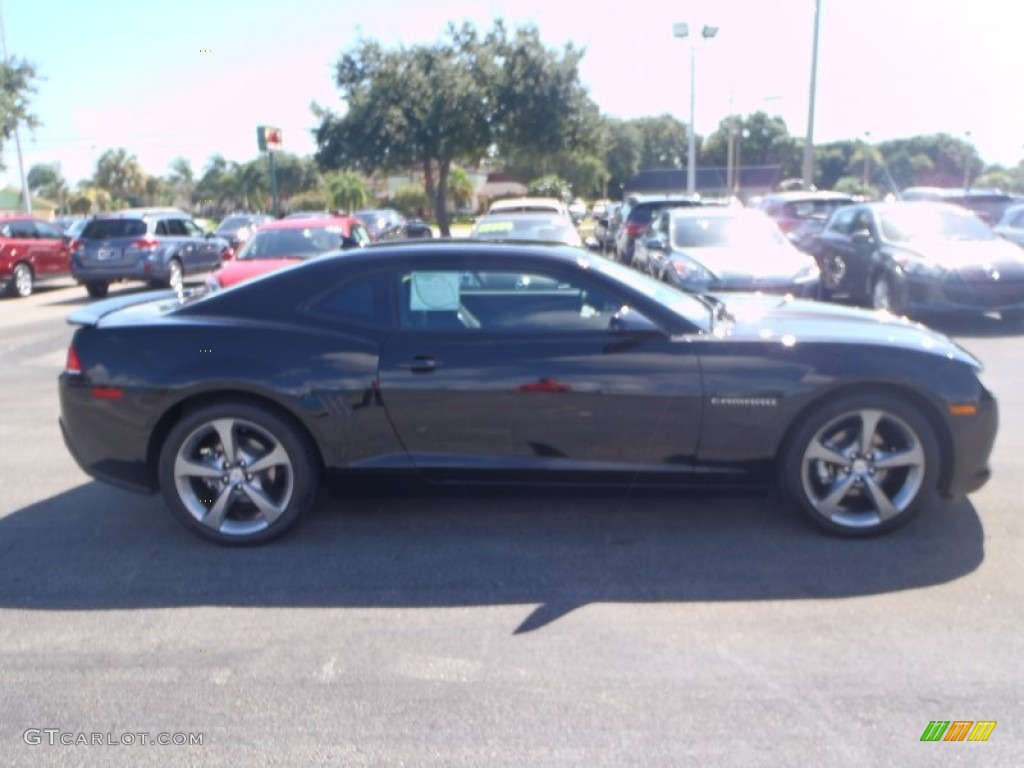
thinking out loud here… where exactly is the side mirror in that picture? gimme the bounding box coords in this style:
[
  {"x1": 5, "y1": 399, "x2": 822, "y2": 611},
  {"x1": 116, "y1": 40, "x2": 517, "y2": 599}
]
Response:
[
  {"x1": 851, "y1": 231, "x2": 873, "y2": 248},
  {"x1": 608, "y1": 306, "x2": 664, "y2": 335},
  {"x1": 644, "y1": 238, "x2": 666, "y2": 251}
]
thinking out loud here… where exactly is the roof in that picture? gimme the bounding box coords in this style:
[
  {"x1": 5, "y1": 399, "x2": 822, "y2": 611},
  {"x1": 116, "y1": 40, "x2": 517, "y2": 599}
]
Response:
[
  {"x1": 256, "y1": 216, "x2": 359, "y2": 231},
  {"x1": 759, "y1": 190, "x2": 856, "y2": 203}
]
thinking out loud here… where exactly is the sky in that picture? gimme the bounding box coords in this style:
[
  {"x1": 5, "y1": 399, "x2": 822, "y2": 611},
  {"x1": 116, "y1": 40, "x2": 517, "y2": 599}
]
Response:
[{"x1": 2, "y1": 0, "x2": 1021, "y2": 190}]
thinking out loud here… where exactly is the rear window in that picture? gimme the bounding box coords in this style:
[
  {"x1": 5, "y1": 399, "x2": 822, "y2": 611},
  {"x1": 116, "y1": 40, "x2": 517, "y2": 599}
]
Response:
[
  {"x1": 82, "y1": 219, "x2": 147, "y2": 239},
  {"x1": 783, "y1": 199, "x2": 852, "y2": 220}
]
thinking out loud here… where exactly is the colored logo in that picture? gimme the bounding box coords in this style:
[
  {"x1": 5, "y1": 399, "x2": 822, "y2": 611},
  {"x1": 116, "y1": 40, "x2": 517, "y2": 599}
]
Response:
[{"x1": 920, "y1": 721, "x2": 997, "y2": 742}]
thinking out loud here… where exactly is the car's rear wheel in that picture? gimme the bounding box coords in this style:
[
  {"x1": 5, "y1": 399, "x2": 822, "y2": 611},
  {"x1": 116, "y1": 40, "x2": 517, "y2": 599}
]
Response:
[
  {"x1": 85, "y1": 281, "x2": 109, "y2": 298},
  {"x1": 168, "y1": 258, "x2": 184, "y2": 292},
  {"x1": 8, "y1": 262, "x2": 33, "y2": 297},
  {"x1": 781, "y1": 394, "x2": 939, "y2": 536},
  {"x1": 158, "y1": 401, "x2": 320, "y2": 545}
]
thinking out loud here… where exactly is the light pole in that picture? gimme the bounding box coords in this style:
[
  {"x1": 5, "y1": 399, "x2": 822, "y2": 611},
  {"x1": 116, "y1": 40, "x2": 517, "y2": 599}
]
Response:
[
  {"x1": 962, "y1": 130, "x2": 973, "y2": 191},
  {"x1": 673, "y1": 22, "x2": 719, "y2": 196},
  {"x1": 802, "y1": 0, "x2": 822, "y2": 188}
]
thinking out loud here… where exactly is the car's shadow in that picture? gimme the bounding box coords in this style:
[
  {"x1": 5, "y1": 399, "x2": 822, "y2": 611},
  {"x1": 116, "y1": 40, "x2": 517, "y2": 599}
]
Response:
[{"x1": 0, "y1": 479, "x2": 984, "y2": 633}]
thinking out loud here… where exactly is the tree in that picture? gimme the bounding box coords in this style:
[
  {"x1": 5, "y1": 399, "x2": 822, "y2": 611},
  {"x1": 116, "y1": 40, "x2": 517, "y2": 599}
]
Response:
[
  {"x1": 94, "y1": 148, "x2": 145, "y2": 205},
  {"x1": 527, "y1": 174, "x2": 572, "y2": 201},
  {"x1": 315, "y1": 21, "x2": 599, "y2": 235},
  {"x1": 0, "y1": 59, "x2": 41, "y2": 172},
  {"x1": 391, "y1": 183, "x2": 428, "y2": 217},
  {"x1": 700, "y1": 111, "x2": 802, "y2": 180},
  {"x1": 446, "y1": 165, "x2": 475, "y2": 213},
  {"x1": 325, "y1": 171, "x2": 370, "y2": 212},
  {"x1": 633, "y1": 115, "x2": 689, "y2": 169},
  {"x1": 28, "y1": 163, "x2": 69, "y2": 212},
  {"x1": 601, "y1": 118, "x2": 641, "y2": 197},
  {"x1": 167, "y1": 157, "x2": 195, "y2": 208}
]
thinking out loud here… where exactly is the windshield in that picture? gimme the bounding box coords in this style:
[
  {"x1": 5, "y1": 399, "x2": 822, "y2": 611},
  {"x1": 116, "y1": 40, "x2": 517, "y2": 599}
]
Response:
[
  {"x1": 471, "y1": 215, "x2": 578, "y2": 244},
  {"x1": 236, "y1": 226, "x2": 347, "y2": 260},
  {"x1": 216, "y1": 215, "x2": 253, "y2": 233},
  {"x1": 672, "y1": 213, "x2": 786, "y2": 248},
  {"x1": 586, "y1": 254, "x2": 710, "y2": 330},
  {"x1": 879, "y1": 206, "x2": 997, "y2": 242}
]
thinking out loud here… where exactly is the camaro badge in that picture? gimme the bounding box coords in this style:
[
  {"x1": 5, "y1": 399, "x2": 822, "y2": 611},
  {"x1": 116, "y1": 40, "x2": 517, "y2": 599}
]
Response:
[{"x1": 710, "y1": 396, "x2": 779, "y2": 407}]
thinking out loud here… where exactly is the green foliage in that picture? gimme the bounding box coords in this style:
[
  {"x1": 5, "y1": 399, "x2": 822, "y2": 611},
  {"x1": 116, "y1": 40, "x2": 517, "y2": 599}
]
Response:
[
  {"x1": 391, "y1": 183, "x2": 428, "y2": 217},
  {"x1": 446, "y1": 165, "x2": 475, "y2": 211},
  {"x1": 833, "y1": 176, "x2": 879, "y2": 198},
  {"x1": 877, "y1": 134, "x2": 979, "y2": 189},
  {"x1": 0, "y1": 59, "x2": 41, "y2": 173},
  {"x1": 527, "y1": 174, "x2": 572, "y2": 202},
  {"x1": 93, "y1": 148, "x2": 146, "y2": 205},
  {"x1": 633, "y1": 114, "x2": 689, "y2": 169},
  {"x1": 288, "y1": 189, "x2": 329, "y2": 212},
  {"x1": 325, "y1": 171, "x2": 370, "y2": 212},
  {"x1": 701, "y1": 111, "x2": 802, "y2": 179},
  {"x1": 314, "y1": 20, "x2": 599, "y2": 234}
]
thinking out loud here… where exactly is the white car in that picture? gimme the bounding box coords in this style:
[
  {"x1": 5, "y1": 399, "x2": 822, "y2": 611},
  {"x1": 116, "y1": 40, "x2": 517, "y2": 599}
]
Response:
[{"x1": 487, "y1": 197, "x2": 571, "y2": 219}]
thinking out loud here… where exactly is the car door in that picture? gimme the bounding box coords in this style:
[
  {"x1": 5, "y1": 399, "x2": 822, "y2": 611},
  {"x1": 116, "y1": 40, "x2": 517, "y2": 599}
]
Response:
[
  {"x1": 377, "y1": 256, "x2": 705, "y2": 478},
  {"x1": 816, "y1": 206, "x2": 859, "y2": 296},
  {"x1": 843, "y1": 210, "x2": 884, "y2": 301},
  {"x1": 31, "y1": 220, "x2": 70, "y2": 277},
  {"x1": 155, "y1": 218, "x2": 193, "y2": 272},
  {"x1": 183, "y1": 218, "x2": 221, "y2": 270}
]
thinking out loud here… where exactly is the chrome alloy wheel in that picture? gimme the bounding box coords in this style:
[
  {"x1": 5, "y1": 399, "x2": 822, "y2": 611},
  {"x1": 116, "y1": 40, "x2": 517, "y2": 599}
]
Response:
[
  {"x1": 799, "y1": 408, "x2": 926, "y2": 530},
  {"x1": 173, "y1": 417, "x2": 294, "y2": 537},
  {"x1": 168, "y1": 259, "x2": 184, "y2": 293},
  {"x1": 13, "y1": 263, "x2": 33, "y2": 297}
]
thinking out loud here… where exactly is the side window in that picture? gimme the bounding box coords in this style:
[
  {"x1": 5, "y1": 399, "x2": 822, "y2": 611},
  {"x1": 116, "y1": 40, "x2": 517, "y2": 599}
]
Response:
[
  {"x1": 353, "y1": 225, "x2": 371, "y2": 246},
  {"x1": 167, "y1": 220, "x2": 190, "y2": 236},
  {"x1": 398, "y1": 269, "x2": 623, "y2": 333},
  {"x1": 851, "y1": 211, "x2": 875, "y2": 237},
  {"x1": 35, "y1": 222, "x2": 62, "y2": 239},
  {"x1": 826, "y1": 208, "x2": 857, "y2": 235},
  {"x1": 183, "y1": 219, "x2": 205, "y2": 237},
  {"x1": 306, "y1": 271, "x2": 393, "y2": 328},
  {"x1": 8, "y1": 220, "x2": 35, "y2": 238},
  {"x1": 155, "y1": 221, "x2": 170, "y2": 236}
]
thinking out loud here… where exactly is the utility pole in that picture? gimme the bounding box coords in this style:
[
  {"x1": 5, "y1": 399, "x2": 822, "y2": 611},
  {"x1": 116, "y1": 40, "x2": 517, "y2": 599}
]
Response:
[{"x1": 0, "y1": 0, "x2": 31, "y2": 213}]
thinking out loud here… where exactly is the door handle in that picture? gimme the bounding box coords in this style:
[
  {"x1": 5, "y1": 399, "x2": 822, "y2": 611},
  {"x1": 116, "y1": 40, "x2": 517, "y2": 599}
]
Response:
[{"x1": 399, "y1": 356, "x2": 437, "y2": 373}]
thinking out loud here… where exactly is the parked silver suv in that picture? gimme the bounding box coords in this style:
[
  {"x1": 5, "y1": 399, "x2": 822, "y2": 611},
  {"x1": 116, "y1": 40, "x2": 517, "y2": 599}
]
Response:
[{"x1": 71, "y1": 209, "x2": 230, "y2": 298}]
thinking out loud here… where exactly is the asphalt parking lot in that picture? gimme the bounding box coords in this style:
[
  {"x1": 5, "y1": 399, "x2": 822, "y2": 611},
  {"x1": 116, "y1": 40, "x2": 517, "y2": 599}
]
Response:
[{"x1": 1, "y1": 278, "x2": 1021, "y2": 766}]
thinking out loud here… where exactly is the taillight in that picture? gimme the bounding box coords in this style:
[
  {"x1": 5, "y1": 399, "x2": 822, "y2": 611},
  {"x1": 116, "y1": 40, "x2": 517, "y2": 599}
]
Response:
[
  {"x1": 65, "y1": 346, "x2": 82, "y2": 374},
  {"x1": 132, "y1": 237, "x2": 159, "y2": 249},
  {"x1": 220, "y1": 246, "x2": 234, "y2": 261},
  {"x1": 625, "y1": 222, "x2": 645, "y2": 237},
  {"x1": 70, "y1": 239, "x2": 83, "y2": 253}
]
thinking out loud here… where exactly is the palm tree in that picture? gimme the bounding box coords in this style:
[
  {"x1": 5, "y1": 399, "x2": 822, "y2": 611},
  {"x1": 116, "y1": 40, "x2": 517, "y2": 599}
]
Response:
[
  {"x1": 27, "y1": 163, "x2": 70, "y2": 213},
  {"x1": 94, "y1": 148, "x2": 146, "y2": 205},
  {"x1": 446, "y1": 165, "x2": 474, "y2": 213},
  {"x1": 326, "y1": 171, "x2": 370, "y2": 212},
  {"x1": 167, "y1": 157, "x2": 195, "y2": 209}
]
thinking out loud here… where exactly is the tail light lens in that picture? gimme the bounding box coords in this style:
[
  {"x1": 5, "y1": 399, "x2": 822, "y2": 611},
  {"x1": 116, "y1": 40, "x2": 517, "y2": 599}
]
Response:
[
  {"x1": 65, "y1": 346, "x2": 82, "y2": 374},
  {"x1": 132, "y1": 237, "x2": 160, "y2": 249},
  {"x1": 70, "y1": 239, "x2": 83, "y2": 253},
  {"x1": 625, "y1": 221, "x2": 645, "y2": 237}
]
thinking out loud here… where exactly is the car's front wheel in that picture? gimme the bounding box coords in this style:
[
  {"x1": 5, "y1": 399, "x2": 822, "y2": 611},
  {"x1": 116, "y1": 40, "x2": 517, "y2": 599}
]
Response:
[
  {"x1": 158, "y1": 401, "x2": 321, "y2": 545},
  {"x1": 871, "y1": 273, "x2": 903, "y2": 314},
  {"x1": 781, "y1": 394, "x2": 939, "y2": 536}
]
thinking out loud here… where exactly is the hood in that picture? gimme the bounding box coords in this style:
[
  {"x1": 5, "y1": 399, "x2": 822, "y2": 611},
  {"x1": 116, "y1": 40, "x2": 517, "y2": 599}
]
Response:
[
  {"x1": 677, "y1": 243, "x2": 815, "y2": 279},
  {"x1": 715, "y1": 293, "x2": 979, "y2": 366},
  {"x1": 214, "y1": 258, "x2": 300, "y2": 287},
  {"x1": 897, "y1": 238, "x2": 1024, "y2": 270}
]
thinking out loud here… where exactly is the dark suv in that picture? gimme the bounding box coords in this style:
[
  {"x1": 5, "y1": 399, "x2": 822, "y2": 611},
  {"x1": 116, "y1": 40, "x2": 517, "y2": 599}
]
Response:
[
  {"x1": 613, "y1": 195, "x2": 702, "y2": 266},
  {"x1": 72, "y1": 209, "x2": 230, "y2": 298}
]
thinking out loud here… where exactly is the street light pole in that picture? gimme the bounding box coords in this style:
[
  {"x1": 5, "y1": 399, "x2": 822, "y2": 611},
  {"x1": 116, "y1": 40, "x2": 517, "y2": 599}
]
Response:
[
  {"x1": 802, "y1": 0, "x2": 822, "y2": 188},
  {"x1": 0, "y1": 0, "x2": 31, "y2": 214},
  {"x1": 674, "y1": 22, "x2": 719, "y2": 196}
]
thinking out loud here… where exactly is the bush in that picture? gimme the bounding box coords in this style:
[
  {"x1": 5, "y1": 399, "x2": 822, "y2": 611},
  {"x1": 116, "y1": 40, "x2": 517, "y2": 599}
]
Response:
[{"x1": 391, "y1": 184, "x2": 428, "y2": 217}]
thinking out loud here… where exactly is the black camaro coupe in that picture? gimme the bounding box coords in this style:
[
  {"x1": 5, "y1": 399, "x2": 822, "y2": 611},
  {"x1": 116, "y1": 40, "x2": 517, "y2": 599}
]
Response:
[{"x1": 59, "y1": 242, "x2": 997, "y2": 544}]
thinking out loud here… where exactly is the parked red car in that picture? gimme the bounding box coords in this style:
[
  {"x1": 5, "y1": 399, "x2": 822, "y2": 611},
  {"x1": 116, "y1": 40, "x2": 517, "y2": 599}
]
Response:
[
  {"x1": 0, "y1": 216, "x2": 72, "y2": 297},
  {"x1": 206, "y1": 216, "x2": 372, "y2": 290}
]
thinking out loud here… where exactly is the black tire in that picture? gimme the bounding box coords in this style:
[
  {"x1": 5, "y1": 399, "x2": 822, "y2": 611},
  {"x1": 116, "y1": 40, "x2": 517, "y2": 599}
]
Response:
[
  {"x1": 157, "y1": 401, "x2": 321, "y2": 545},
  {"x1": 780, "y1": 393, "x2": 939, "y2": 537},
  {"x1": 870, "y1": 273, "x2": 903, "y2": 314},
  {"x1": 85, "y1": 281, "x2": 109, "y2": 298},
  {"x1": 8, "y1": 262, "x2": 33, "y2": 297}
]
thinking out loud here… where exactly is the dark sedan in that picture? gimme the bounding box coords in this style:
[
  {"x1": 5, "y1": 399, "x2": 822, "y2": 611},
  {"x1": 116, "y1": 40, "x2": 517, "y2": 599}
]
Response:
[
  {"x1": 59, "y1": 242, "x2": 997, "y2": 545},
  {"x1": 815, "y1": 201, "x2": 1024, "y2": 322},
  {"x1": 635, "y1": 207, "x2": 820, "y2": 297}
]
